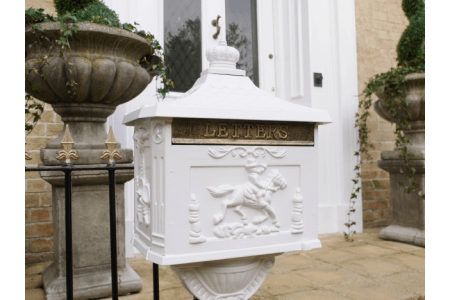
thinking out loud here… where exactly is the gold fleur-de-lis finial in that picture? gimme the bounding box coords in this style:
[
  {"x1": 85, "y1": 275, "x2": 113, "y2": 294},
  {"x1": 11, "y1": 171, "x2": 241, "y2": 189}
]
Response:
[
  {"x1": 56, "y1": 125, "x2": 80, "y2": 165},
  {"x1": 100, "y1": 126, "x2": 122, "y2": 165},
  {"x1": 25, "y1": 140, "x2": 32, "y2": 160}
]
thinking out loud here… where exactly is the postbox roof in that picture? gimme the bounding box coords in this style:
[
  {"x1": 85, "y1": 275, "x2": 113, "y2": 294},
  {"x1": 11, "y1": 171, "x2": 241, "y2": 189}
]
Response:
[{"x1": 123, "y1": 39, "x2": 332, "y2": 126}]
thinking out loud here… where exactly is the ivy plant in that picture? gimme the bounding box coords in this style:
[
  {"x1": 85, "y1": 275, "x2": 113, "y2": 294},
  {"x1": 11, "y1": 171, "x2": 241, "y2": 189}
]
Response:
[
  {"x1": 25, "y1": 95, "x2": 44, "y2": 136},
  {"x1": 344, "y1": 0, "x2": 425, "y2": 242}
]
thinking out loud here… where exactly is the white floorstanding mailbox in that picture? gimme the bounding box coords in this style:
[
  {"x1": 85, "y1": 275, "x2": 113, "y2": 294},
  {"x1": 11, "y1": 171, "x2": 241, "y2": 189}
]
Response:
[{"x1": 123, "y1": 37, "x2": 331, "y2": 300}]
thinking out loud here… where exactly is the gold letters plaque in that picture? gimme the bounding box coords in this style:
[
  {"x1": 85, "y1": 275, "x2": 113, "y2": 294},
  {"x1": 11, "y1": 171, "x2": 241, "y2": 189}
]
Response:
[{"x1": 172, "y1": 118, "x2": 314, "y2": 146}]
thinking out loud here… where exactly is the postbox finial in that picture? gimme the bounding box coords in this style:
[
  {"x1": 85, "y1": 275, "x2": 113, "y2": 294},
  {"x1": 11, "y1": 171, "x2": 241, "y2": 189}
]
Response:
[{"x1": 206, "y1": 18, "x2": 240, "y2": 70}]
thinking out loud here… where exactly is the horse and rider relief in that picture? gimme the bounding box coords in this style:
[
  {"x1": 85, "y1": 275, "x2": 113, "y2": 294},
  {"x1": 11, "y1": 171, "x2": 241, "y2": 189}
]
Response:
[{"x1": 207, "y1": 159, "x2": 288, "y2": 239}]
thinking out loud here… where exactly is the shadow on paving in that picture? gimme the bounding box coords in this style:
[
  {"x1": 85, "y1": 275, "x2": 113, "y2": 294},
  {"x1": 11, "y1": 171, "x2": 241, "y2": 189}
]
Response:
[{"x1": 25, "y1": 228, "x2": 424, "y2": 300}]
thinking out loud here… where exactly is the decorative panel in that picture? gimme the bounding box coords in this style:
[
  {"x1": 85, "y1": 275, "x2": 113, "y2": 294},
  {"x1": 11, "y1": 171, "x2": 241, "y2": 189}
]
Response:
[{"x1": 190, "y1": 163, "x2": 300, "y2": 240}]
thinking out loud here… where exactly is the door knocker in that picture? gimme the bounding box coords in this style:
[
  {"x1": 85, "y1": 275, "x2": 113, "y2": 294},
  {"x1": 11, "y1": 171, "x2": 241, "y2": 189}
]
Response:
[{"x1": 212, "y1": 15, "x2": 221, "y2": 39}]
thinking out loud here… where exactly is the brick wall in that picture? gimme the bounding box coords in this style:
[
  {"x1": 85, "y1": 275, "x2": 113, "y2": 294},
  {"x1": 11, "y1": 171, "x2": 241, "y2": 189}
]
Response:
[
  {"x1": 26, "y1": 103, "x2": 63, "y2": 265},
  {"x1": 25, "y1": 0, "x2": 60, "y2": 266},
  {"x1": 354, "y1": 0, "x2": 408, "y2": 228}
]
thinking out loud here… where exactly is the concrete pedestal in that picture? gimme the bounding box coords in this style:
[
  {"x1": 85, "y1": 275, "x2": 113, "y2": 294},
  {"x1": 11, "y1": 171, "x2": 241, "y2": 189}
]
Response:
[
  {"x1": 378, "y1": 159, "x2": 425, "y2": 247},
  {"x1": 40, "y1": 166, "x2": 142, "y2": 300},
  {"x1": 374, "y1": 73, "x2": 425, "y2": 247},
  {"x1": 376, "y1": 122, "x2": 425, "y2": 248}
]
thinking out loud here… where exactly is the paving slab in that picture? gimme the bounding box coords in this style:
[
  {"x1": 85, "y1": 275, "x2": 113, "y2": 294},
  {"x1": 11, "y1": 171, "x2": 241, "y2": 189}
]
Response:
[
  {"x1": 339, "y1": 244, "x2": 400, "y2": 258},
  {"x1": 379, "y1": 253, "x2": 426, "y2": 271},
  {"x1": 258, "y1": 272, "x2": 316, "y2": 296},
  {"x1": 270, "y1": 253, "x2": 324, "y2": 273},
  {"x1": 251, "y1": 288, "x2": 279, "y2": 300},
  {"x1": 25, "y1": 228, "x2": 425, "y2": 300},
  {"x1": 409, "y1": 249, "x2": 425, "y2": 258},
  {"x1": 338, "y1": 257, "x2": 407, "y2": 278},
  {"x1": 295, "y1": 265, "x2": 366, "y2": 287},
  {"x1": 328, "y1": 279, "x2": 417, "y2": 300},
  {"x1": 306, "y1": 248, "x2": 363, "y2": 263},
  {"x1": 377, "y1": 271, "x2": 425, "y2": 296},
  {"x1": 277, "y1": 289, "x2": 350, "y2": 300}
]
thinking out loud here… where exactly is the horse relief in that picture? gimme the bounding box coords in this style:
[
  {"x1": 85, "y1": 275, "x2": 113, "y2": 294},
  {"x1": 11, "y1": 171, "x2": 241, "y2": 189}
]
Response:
[{"x1": 207, "y1": 159, "x2": 287, "y2": 239}]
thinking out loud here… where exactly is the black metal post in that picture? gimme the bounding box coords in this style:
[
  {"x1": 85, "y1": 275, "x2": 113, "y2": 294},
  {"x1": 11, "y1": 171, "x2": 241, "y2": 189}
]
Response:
[
  {"x1": 108, "y1": 169, "x2": 119, "y2": 300},
  {"x1": 64, "y1": 169, "x2": 73, "y2": 300},
  {"x1": 26, "y1": 165, "x2": 135, "y2": 300},
  {"x1": 153, "y1": 263, "x2": 159, "y2": 300}
]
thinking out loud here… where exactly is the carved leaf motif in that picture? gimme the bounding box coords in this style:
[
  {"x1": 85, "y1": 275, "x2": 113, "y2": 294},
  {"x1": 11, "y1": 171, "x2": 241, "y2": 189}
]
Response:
[
  {"x1": 56, "y1": 149, "x2": 80, "y2": 164},
  {"x1": 133, "y1": 127, "x2": 150, "y2": 153},
  {"x1": 208, "y1": 146, "x2": 286, "y2": 159},
  {"x1": 25, "y1": 151, "x2": 32, "y2": 160},
  {"x1": 100, "y1": 150, "x2": 122, "y2": 163},
  {"x1": 134, "y1": 127, "x2": 151, "y2": 225},
  {"x1": 266, "y1": 148, "x2": 287, "y2": 157}
]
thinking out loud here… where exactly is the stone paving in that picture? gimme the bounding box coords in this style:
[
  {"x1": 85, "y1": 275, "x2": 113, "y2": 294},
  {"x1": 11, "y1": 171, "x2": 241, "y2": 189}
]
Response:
[{"x1": 25, "y1": 228, "x2": 425, "y2": 300}]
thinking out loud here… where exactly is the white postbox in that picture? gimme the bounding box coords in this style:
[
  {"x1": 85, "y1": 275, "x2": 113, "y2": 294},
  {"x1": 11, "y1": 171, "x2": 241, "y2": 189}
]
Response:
[{"x1": 124, "y1": 38, "x2": 331, "y2": 300}]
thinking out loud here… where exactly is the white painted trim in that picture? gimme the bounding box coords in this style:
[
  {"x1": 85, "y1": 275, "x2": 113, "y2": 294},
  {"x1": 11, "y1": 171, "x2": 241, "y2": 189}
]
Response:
[
  {"x1": 331, "y1": 0, "x2": 362, "y2": 233},
  {"x1": 256, "y1": 1, "x2": 276, "y2": 94},
  {"x1": 297, "y1": 0, "x2": 313, "y2": 108},
  {"x1": 272, "y1": 0, "x2": 291, "y2": 101},
  {"x1": 288, "y1": 0, "x2": 303, "y2": 100}
]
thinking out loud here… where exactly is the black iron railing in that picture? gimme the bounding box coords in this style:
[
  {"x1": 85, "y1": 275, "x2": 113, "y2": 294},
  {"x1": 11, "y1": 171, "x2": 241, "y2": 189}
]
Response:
[{"x1": 25, "y1": 164, "x2": 161, "y2": 300}]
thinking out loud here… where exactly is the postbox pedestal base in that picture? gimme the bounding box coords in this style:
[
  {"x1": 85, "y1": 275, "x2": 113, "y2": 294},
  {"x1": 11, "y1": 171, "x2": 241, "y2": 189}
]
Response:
[
  {"x1": 379, "y1": 225, "x2": 425, "y2": 247},
  {"x1": 39, "y1": 167, "x2": 142, "y2": 299},
  {"x1": 42, "y1": 262, "x2": 142, "y2": 300},
  {"x1": 377, "y1": 158, "x2": 425, "y2": 247},
  {"x1": 171, "y1": 254, "x2": 278, "y2": 300}
]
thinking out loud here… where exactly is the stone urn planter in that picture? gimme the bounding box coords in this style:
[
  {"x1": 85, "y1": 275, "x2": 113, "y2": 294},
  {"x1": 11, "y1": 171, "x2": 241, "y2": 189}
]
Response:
[
  {"x1": 26, "y1": 22, "x2": 159, "y2": 164},
  {"x1": 374, "y1": 73, "x2": 425, "y2": 247},
  {"x1": 25, "y1": 22, "x2": 160, "y2": 299}
]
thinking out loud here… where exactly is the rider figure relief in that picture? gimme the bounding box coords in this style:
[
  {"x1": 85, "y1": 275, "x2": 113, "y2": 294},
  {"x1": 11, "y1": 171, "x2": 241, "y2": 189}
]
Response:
[
  {"x1": 207, "y1": 159, "x2": 287, "y2": 235},
  {"x1": 244, "y1": 159, "x2": 275, "y2": 208}
]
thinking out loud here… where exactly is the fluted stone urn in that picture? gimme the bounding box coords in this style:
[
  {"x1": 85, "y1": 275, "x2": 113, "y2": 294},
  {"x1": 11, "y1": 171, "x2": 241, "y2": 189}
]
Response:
[
  {"x1": 25, "y1": 23, "x2": 160, "y2": 299},
  {"x1": 374, "y1": 73, "x2": 425, "y2": 247}
]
